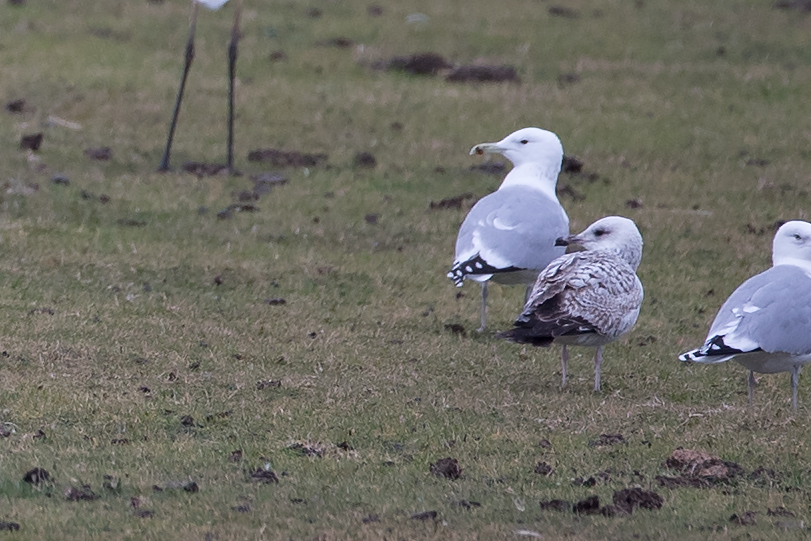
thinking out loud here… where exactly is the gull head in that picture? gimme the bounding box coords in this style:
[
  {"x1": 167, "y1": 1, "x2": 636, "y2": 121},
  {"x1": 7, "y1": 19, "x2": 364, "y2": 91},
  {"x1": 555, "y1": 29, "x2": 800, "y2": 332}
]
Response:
[
  {"x1": 773, "y1": 220, "x2": 811, "y2": 268},
  {"x1": 556, "y1": 216, "x2": 643, "y2": 270},
  {"x1": 469, "y1": 127, "x2": 563, "y2": 176}
]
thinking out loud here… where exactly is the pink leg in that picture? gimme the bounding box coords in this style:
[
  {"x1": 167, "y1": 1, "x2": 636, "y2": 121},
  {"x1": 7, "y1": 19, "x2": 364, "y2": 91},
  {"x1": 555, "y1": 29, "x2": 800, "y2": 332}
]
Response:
[
  {"x1": 593, "y1": 347, "x2": 603, "y2": 392},
  {"x1": 561, "y1": 345, "x2": 569, "y2": 389}
]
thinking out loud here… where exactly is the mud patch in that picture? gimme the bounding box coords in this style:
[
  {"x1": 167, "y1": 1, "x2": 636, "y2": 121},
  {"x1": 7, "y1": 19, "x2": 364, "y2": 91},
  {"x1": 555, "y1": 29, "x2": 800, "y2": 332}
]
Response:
[
  {"x1": 612, "y1": 488, "x2": 663, "y2": 514},
  {"x1": 65, "y1": 485, "x2": 99, "y2": 501},
  {"x1": 573, "y1": 495, "x2": 600, "y2": 515},
  {"x1": 378, "y1": 52, "x2": 453, "y2": 75},
  {"x1": 20, "y1": 133, "x2": 43, "y2": 151},
  {"x1": 354, "y1": 151, "x2": 377, "y2": 168},
  {"x1": 182, "y1": 162, "x2": 227, "y2": 177},
  {"x1": 249, "y1": 469, "x2": 280, "y2": 483},
  {"x1": 430, "y1": 457, "x2": 462, "y2": 479},
  {"x1": 730, "y1": 511, "x2": 757, "y2": 525},
  {"x1": 534, "y1": 462, "x2": 553, "y2": 476},
  {"x1": 23, "y1": 468, "x2": 50, "y2": 485},
  {"x1": 665, "y1": 448, "x2": 743, "y2": 481},
  {"x1": 774, "y1": 0, "x2": 811, "y2": 12},
  {"x1": 430, "y1": 192, "x2": 476, "y2": 210},
  {"x1": 5, "y1": 98, "x2": 28, "y2": 113},
  {"x1": 446, "y1": 65, "x2": 519, "y2": 83},
  {"x1": 84, "y1": 147, "x2": 112, "y2": 161},
  {"x1": 589, "y1": 433, "x2": 625, "y2": 447},
  {"x1": 540, "y1": 499, "x2": 570, "y2": 512},
  {"x1": 247, "y1": 148, "x2": 327, "y2": 167},
  {"x1": 411, "y1": 510, "x2": 438, "y2": 521},
  {"x1": 444, "y1": 323, "x2": 466, "y2": 337}
]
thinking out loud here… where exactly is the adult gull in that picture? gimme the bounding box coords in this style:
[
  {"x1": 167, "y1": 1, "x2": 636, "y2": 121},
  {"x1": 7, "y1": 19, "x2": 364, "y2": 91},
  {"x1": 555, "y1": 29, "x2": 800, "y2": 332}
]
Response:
[
  {"x1": 498, "y1": 216, "x2": 644, "y2": 391},
  {"x1": 447, "y1": 127, "x2": 570, "y2": 331},
  {"x1": 679, "y1": 220, "x2": 811, "y2": 410}
]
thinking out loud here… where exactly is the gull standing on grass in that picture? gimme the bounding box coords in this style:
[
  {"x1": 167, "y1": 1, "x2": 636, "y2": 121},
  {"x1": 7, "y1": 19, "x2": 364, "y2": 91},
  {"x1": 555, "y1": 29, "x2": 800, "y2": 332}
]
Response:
[
  {"x1": 447, "y1": 128, "x2": 570, "y2": 332},
  {"x1": 158, "y1": 0, "x2": 242, "y2": 173},
  {"x1": 498, "y1": 217, "x2": 644, "y2": 391},
  {"x1": 679, "y1": 220, "x2": 811, "y2": 411}
]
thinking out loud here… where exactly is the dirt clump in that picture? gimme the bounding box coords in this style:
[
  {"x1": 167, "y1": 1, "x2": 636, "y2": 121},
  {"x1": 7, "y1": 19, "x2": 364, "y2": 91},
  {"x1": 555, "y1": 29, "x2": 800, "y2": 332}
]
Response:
[
  {"x1": 20, "y1": 133, "x2": 43, "y2": 151},
  {"x1": 665, "y1": 449, "x2": 743, "y2": 481},
  {"x1": 446, "y1": 65, "x2": 519, "y2": 83},
  {"x1": 430, "y1": 193, "x2": 476, "y2": 210},
  {"x1": 23, "y1": 468, "x2": 50, "y2": 485},
  {"x1": 84, "y1": 147, "x2": 112, "y2": 160},
  {"x1": 589, "y1": 433, "x2": 625, "y2": 447},
  {"x1": 248, "y1": 148, "x2": 327, "y2": 167},
  {"x1": 249, "y1": 469, "x2": 279, "y2": 483},
  {"x1": 539, "y1": 499, "x2": 570, "y2": 512},
  {"x1": 382, "y1": 52, "x2": 453, "y2": 75},
  {"x1": 182, "y1": 162, "x2": 227, "y2": 177},
  {"x1": 430, "y1": 457, "x2": 462, "y2": 479},
  {"x1": 612, "y1": 488, "x2": 663, "y2": 514},
  {"x1": 573, "y1": 495, "x2": 600, "y2": 515}
]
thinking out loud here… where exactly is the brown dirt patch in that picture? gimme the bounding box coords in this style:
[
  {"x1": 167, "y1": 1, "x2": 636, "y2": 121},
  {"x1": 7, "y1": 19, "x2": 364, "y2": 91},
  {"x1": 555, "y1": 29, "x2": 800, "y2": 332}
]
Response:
[
  {"x1": 430, "y1": 457, "x2": 462, "y2": 479},
  {"x1": 247, "y1": 148, "x2": 327, "y2": 167},
  {"x1": 446, "y1": 65, "x2": 519, "y2": 83}
]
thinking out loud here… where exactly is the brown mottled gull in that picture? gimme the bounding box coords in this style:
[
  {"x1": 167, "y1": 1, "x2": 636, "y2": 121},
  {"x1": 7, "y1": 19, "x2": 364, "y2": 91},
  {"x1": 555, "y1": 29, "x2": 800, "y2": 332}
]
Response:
[
  {"x1": 679, "y1": 220, "x2": 811, "y2": 411},
  {"x1": 447, "y1": 127, "x2": 570, "y2": 332},
  {"x1": 498, "y1": 216, "x2": 644, "y2": 391}
]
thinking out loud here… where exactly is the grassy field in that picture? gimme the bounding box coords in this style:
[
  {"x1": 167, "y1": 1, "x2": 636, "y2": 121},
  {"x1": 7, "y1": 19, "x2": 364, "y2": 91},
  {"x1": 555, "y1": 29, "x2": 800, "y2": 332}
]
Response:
[{"x1": 2, "y1": 0, "x2": 811, "y2": 538}]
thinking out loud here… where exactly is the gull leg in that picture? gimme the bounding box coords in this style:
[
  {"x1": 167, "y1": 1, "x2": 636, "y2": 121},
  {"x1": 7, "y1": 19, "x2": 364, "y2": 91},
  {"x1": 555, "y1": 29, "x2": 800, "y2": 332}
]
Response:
[
  {"x1": 560, "y1": 345, "x2": 569, "y2": 389},
  {"x1": 593, "y1": 346, "x2": 603, "y2": 392},
  {"x1": 477, "y1": 282, "x2": 488, "y2": 332},
  {"x1": 791, "y1": 365, "x2": 801, "y2": 412},
  {"x1": 226, "y1": 0, "x2": 242, "y2": 174},
  {"x1": 747, "y1": 370, "x2": 756, "y2": 407},
  {"x1": 159, "y1": 2, "x2": 198, "y2": 172}
]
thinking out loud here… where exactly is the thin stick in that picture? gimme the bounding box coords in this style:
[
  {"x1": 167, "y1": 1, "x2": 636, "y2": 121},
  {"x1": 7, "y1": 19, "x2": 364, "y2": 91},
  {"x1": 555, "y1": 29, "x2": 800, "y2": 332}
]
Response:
[{"x1": 159, "y1": 2, "x2": 199, "y2": 172}]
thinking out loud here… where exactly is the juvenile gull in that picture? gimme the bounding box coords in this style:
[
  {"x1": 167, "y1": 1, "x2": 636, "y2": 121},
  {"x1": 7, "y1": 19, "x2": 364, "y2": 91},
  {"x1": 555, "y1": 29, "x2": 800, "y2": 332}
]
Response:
[
  {"x1": 679, "y1": 220, "x2": 811, "y2": 411},
  {"x1": 498, "y1": 216, "x2": 644, "y2": 391},
  {"x1": 448, "y1": 127, "x2": 569, "y2": 331}
]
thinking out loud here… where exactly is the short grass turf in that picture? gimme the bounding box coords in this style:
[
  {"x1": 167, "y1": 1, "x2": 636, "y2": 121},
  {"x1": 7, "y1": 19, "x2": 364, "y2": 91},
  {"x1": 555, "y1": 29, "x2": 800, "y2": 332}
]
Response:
[{"x1": 2, "y1": 0, "x2": 811, "y2": 539}]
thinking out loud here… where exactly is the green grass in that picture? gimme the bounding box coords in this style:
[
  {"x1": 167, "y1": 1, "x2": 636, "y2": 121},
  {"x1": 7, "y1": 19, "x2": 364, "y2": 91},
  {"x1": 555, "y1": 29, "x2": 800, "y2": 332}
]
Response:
[{"x1": 3, "y1": 0, "x2": 811, "y2": 538}]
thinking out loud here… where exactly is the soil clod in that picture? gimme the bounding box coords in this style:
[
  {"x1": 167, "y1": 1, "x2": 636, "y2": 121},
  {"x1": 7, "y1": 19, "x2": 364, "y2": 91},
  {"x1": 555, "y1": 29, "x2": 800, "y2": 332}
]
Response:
[
  {"x1": 573, "y1": 495, "x2": 600, "y2": 515},
  {"x1": 23, "y1": 468, "x2": 50, "y2": 485},
  {"x1": 411, "y1": 510, "x2": 438, "y2": 521},
  {"x1": 730, "y1": 511, "x2": 757, "y2": 525},
  {"x1": 354, "y1": 151, "x2": 377, "y2": 168},
  {"x1": 84, "y1": 147, "x2": 112, "y2": 161},
  {"x1": 446, "y1": 65, "x2": 519, "y2": 83},
  {"x1": 430, "y1": 193, "x2": 475, "y2": 210},
  {"x1": 539, "y1": 499, "x2": 571, "y2": 512},
  {"x1": 247, "y1": 148, "x2": 327, "y2": 167},
  {"x1": 612, "y1": 488, "x2": 663, "y2": 514},
  {"x1": 589, "y1": 433, "x2": 625, "y2": 447},
  {"x1": 534, "y1": 462, "x2": 553, "y2": 475},
  {"x1": 430, "y1": 457, "x2": 462, "y2": 479},
  {"x1": 20, "y1": 133, "x2": 43, "y2": 151},
  {"x1": 0, "y1": 522, "x2": 20, "y2": 531},
  {"x1": 249, "y1": 469, "x2": 280, "y2": 483},
  {"x1": 65, "y1": 485, "x2": 99, "y2": 501}
]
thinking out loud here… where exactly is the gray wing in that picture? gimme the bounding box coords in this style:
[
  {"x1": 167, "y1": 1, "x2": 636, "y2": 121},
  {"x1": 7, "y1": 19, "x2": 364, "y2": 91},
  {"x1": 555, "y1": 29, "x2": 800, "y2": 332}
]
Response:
[
  {"x1": 509, "y1": 251, "x2": 644, "y2": 340},
  {"x1": 703, "y1": 265, "x2": 811, "y2": 356},
  {"x1": 453, "y1": 186, "x2": 569, "y2": 274}
]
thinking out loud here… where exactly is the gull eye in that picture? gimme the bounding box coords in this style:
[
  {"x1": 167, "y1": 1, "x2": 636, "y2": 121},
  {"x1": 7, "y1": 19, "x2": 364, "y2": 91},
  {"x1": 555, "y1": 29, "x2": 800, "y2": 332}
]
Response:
[
  {"x1": 594, "y1": 229, "x2": 606, "y2": 237},
  {"x1": 794, "y1": 233, "x2": 803, "y2": 241},
  {"x1": 520, "y1": 139, "x2": 529, "y2": 144}
]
